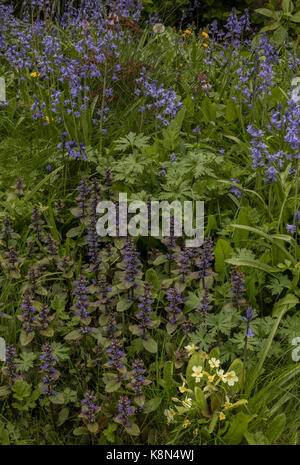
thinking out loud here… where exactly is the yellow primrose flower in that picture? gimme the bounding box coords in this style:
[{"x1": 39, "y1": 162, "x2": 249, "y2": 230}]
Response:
[
  {"x1": 185, "y1": 344, "x2": 196, "y2": 356},
  {"x1": 184, "y1": 29, "x2": 192, "y2": 35},
  {"x1": 183, "y1": 419, "x2": 191, "y2": 428},
  {"x1": 30, "y1": 72, "x2": 40, "y2": 77},
  {"x1": 202, "y1": 43, "x2": 208, "y2": 48},
  {"x1": 219, "y1": 412, "x2": 226, "y2": 421},
  {"x1": 182, "y1": 397, "x2": 192, "y2": 409},
  {"x1": 201, "y1": 31, "x2": 209, "y2": 38},
  {"x1": 208, "y1": 375, "x2": 215, "y2": 383},
  {"x1": 224, "y1": 396, "x2": 232, "y2": 409},
  {"x1": 208, "y1": 358, "x2": 220, "y2": 369},
  {"x1": 164, "y1": 408, "x2": 176, "y2": 422},
  {"x1": 179, "y1": 382, "x2": 187, "y2": 393},
  {"x1": 192, "y1": 366, "x2": 203, "y2": 383},
  {"x1": 193, "y1": 428, "x2": 198, "y2": 436},
  {"x1": 217, "y1": 369, "x2": 226, "y2": 382},
  {"x1": 224, "y1": 371, "x2": 238, "y2": 386}
]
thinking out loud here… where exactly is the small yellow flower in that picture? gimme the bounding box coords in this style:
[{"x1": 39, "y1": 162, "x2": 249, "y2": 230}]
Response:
[
  {"x1": 193, "y1": 428, "x2": 198, "y2": 436},
  {"x1": 208, "y1": 358, "x2": 220, "y2": 369},
  {"x1": 182, "y1": 397, "x2": 192, "y2": 409},
  {"x1": 201, "y1": 31, "x2": 209, "y2": 38},
  {"x1": 201, "y1": 351, "x2": 208, "y2": 360},
  {"x1": 224, "y1": 371, "x2": 238, "y2": 386},
  {"x1": 164, "y1": 408, "x2": 176, "y2": 423},
  {"x1": 219, "y1": 412, "x2": 226, "y2": 421},
  {"x1": 208, "y1": 375, "x2": 215, "y2": 383},
  {"x1": 191, "y1": 366, "x2": 203, "y2": 383},
  {"x1": 202, "y1": 43, "x2": 208, "y2": 48},
  {"x1": 224, "y1": 396, "x2": 232, "y2": 409},
  {"x1": 45, "y1": 116, "x2": 50, "y2": 124},
  {"x1": 30, "y1": 72, "x2": 40, "y2": 78},
  {"x1": 217, "y1": 369, "x2": 226, "y2": 381},
  {"x1": 184, "y1": 29, "x2": 192, "y2": 35},
  {"x1": 183, "y1": 419, "x2": 191, "y2": 428},
  {"x1": 185, "y1": 344, "x2": 196, "y2": 356},
  {"x1": 39, "y1": 188, "x2": 45, "y2": 192},
  {"x1": 179, "y1": 382, "x2": 187, "y2": 393},
  {"x1": 179, "y1": 63, "x2": 183, "y2": 67}
]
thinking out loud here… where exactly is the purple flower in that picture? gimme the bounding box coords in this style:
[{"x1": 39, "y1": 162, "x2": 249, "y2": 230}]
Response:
[{"x1": 287, "y1": 224, "x2": 296, "y2": 234}]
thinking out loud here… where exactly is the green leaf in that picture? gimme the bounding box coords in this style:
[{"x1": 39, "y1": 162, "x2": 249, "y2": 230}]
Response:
[
  {"x1": 57, "y1": 407, "x2": 69, "y2": 427},
  {"x1": 73, "y1": 426, "x2": 88, "y2": 436},
  {"x1": 225, "y1": 258, "x2": 279, "y2": 274},
  {"x1": 12, "y1": 381, "x2": 31, "y2": 400},
  {"x1": 282, "y1": 0, "x2": 293, "y2": 14},
  {"x1": 291, "y1": 11, "x2": 300, "y2": 21},
  {"x1": 87, "y1": 422, "x2": 99, "y2": 434},
  {"x1": 163, "y1": 360, "x2": 174, "y2": 398},
  {"x1": 16, "y1": 352, "x2": 36, "y2": 372},
  {"x1": 64, "y1": 330, "x2": 81, "y2": 341},
  {"x1": 214, "y1": 239, "x2": 233, "y2": 273},
  {"x1": 103, "y1": 423, "x2": 118, "y2": 443},
  {"x1": 202, "y1": 97, "x2": 216, "y2": 123},
  {"x1": 125, "y1": 423, "x2": 140, "y2": 436},
  {"x1": 117, "y1": 299, "x2": 132, "y2": 312},
  {"x1": 153, "y1": 255, "x2": 168, "y2": 266},
  {"x1": 105, "y1": 380, "x2": 121, "y2": 393},
  {"x1": 144, "y1": 397, "x2": 162, "y2": 413},
  {"x1": 260, "y1": 22, "x2": 281, "y2": 32},
  {"x1": 0, "y1": 385, "x2": 11, "y2": 397},
  {"x1": 142, "y1": 337, "x2": 157, "y2": 353},
  {"x1": 273, "y1": 26, "x2": 287, "y2": 44},
  {"x1": 228, "y1": 358, "x2": 243, "y2": 393},
  {"x1": 145, "y1": 268, "x2": 159, "y2": 289},
  {"x1": 266, "y1": 413, "x2": 286, "y2": 444},
  {"x1": 233, "y1": 208, "x2": 249, "y2": 248},
  {"x1": 66, "y1": 226, "x2": 82, "y2": 238},
  {"x1": 208, "y1": 411, "x2": 218, "y2": 433},
  {"x1": 225, "y1": 99, "x2": 238, "y2": 123},
  {"x1": 194, "y1": 387, "x2": 208, "y2": 410},
  {"x1": 272, "y1": 293, "x2": 299, "y2": 317},
  {"x1": 19, "y1": 330, "x2": 34, "y2": 347},
  {"x1": 50, "y1": 392, "x2": 64, "y2": 404},
  {"x1": 223, "y1": 412, "x2": 253, "y2": 445},
  {"x1": 255, "y1": 8, "x2": 275, "y2": 17}
]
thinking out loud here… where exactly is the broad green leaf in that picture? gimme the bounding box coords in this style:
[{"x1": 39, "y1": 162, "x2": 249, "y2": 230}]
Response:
[
  {"x1": 144, "y1": 397, "x2": 162, "y2": 413},
  {"x1": 125, "y1": 423, "x2": 140, "y2": 436},
  {"x1": 194, "y1": 387, "x2": 208, "y2": 410},
  {"x1": 266, "y1": 413, "x2": 286, "y2": 444},
  {"x1": 145, "y1": 268, "x2": 159, "y2": 289},
  {"x1": 214, "y1": 239, "x2": 233, "y2": 273},
  {"x1": 142, "y1": 337, "x2": 157, "y2": 353},
  {"x1": 233, "y1": 208, "x2": 249, "y2": 248},
  {"x1": 255, "y1": 8, "x2": 275, "y2": 17},
  {"x1": 117, "y1": 299, "x2": 132, "y2": 312},
  {"x1": 223, "y1": 412, "x2": 253, "y2": 444}
]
